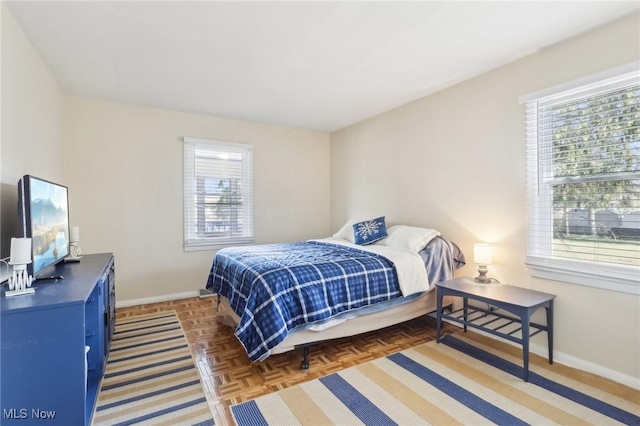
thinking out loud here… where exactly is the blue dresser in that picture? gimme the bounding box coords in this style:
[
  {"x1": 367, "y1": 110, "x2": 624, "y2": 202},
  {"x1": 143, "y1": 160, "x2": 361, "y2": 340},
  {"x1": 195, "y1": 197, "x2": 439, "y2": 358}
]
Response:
[{"x1": 1, "y1": 253, "x2": 115, "y2": 425}]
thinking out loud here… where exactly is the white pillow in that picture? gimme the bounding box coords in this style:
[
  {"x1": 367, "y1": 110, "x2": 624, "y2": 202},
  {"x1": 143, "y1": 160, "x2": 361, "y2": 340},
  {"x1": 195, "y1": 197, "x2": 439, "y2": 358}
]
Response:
[
  {"x1": 376, "y1": 225, "x2": 440, "y2": 252},
  {"x1": 332, "y1": 219, "x2": 357, "y2": 243}
]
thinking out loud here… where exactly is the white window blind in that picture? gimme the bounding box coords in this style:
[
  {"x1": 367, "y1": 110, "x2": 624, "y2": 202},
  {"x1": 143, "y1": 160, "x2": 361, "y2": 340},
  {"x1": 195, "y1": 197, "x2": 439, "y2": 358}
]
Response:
[
  {"x1": 183, "y1": 137, "x2": 253, "y2": 250},
  {"x1": 524, "y1": 69, "x2": 640, "y2": 295}
]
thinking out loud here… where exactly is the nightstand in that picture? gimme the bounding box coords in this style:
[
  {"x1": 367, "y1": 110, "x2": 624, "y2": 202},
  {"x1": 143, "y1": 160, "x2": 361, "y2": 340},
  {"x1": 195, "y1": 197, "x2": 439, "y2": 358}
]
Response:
[{"x1": 435, "y1": 277, "x2": 555, "y2": 382}]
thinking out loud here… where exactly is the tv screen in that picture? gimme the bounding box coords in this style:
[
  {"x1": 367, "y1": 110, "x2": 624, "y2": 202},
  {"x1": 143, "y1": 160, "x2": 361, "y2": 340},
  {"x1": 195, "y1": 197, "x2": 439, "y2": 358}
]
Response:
[{"x1": 18, "y1": 175, "x2": 70, "y2": 278}]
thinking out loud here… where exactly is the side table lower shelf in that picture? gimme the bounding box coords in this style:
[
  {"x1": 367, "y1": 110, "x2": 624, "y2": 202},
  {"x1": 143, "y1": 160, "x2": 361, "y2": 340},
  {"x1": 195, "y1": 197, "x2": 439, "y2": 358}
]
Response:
[{"x1": 443, "y1": 305, "x2": 550, "y2": 345}]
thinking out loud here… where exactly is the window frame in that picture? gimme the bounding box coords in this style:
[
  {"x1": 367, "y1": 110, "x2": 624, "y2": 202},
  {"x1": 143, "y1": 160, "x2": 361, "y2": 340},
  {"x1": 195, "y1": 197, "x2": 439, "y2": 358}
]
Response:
[
  {"x1": 521, "y1": 63, "x2": 640, "y2": 295},
  {"x1": 183, "y1": 137, "x2": 254, "y2": 251}
]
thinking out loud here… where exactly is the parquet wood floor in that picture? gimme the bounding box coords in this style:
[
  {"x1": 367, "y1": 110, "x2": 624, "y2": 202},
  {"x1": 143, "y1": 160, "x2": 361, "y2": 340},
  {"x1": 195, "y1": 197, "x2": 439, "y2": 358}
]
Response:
[{"x1": 116, "y1": 296, "x2": 459, "y2": 425}]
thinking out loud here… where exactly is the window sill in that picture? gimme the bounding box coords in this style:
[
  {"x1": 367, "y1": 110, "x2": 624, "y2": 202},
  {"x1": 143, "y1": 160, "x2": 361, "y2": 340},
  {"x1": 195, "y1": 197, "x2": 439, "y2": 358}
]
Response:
[
  {"x1": 184, "y1": 238, "x2": 254, "y2": 252},
  {"x1": 526, "y1": 257, "x2": 639, "y2": 295}
]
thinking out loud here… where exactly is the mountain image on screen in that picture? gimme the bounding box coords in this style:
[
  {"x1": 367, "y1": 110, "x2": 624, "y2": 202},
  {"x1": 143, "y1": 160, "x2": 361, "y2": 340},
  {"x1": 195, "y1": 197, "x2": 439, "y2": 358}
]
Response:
[{"x1": 31, "y1": 197, "x2": 68, "y2": 260}]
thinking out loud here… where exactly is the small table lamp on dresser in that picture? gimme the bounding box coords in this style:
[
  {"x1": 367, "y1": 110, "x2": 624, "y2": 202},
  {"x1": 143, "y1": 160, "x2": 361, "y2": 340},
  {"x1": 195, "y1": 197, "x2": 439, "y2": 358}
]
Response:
[
  {"x1": 6, "y1": 237, "x2": 35, "y2": 297},
  {"x1": 68, "y1": 226, "x2": 82, "y2": 261}
]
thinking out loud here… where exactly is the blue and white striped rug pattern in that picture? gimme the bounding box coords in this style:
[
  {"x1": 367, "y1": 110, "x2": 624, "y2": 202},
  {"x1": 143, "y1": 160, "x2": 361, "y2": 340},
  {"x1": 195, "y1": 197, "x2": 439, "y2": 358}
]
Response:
[
  {"x1": 93, "y1": 311, "x2": 214, "y2": 426},
  {"x1": 232, "y1": 332, "x2": 640, "y2": 425}
]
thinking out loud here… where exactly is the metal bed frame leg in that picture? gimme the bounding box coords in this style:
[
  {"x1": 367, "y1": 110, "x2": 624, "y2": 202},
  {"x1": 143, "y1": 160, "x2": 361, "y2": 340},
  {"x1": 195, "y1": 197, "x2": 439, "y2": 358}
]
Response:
[{"x1": 301, "y1": 346, "x2": 310, "y2": 370}]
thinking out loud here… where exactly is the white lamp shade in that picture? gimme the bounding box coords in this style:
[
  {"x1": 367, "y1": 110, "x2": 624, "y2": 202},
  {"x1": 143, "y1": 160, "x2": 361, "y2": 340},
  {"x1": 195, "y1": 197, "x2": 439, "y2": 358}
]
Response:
[
  {"x1": 474, "y1": 243, "x2": 493, "y2": 265},
  {"x1": 9, "y1": 237, "x2": 32, "y2": 265},
  {"x1": 70, "y1": 226, "x2": 80, "y2": 243}
]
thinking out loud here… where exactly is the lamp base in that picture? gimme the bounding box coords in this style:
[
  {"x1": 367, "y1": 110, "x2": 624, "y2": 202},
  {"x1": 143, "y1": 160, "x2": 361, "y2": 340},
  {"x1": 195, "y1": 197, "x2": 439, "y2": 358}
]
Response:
[
  {"x1": 5, "y1": 287, "x2": 35, "y2": 297},
  {"x1": 474, "y1": 265, "x2": 491, "y2": 283}
]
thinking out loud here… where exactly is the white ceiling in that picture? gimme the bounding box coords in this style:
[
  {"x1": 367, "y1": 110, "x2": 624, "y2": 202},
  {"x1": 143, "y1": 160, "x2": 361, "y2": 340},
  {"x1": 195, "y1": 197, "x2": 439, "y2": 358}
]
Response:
[{"x1": 6, "y1": 1, "x2": 639, "y2": 132}]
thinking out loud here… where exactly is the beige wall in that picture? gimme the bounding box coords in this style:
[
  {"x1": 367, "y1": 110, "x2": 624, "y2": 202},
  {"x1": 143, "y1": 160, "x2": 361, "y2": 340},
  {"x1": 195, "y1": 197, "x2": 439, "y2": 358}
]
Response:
[
  {"x1": 0, "y1": 3, "x2": 65, "y2": 257},
  {"x1": 330, "y1": 12, "x2": 640, "y2": 383},
  {"x1": 64, "y1": 97, "x2": 330, "y2": 302}
]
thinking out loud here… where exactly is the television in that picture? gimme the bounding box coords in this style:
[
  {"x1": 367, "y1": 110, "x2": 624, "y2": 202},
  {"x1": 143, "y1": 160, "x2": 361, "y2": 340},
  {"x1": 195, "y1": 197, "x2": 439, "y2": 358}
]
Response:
[{"x1": 18, "y1": 175, "x2": 70, "y2": 278}]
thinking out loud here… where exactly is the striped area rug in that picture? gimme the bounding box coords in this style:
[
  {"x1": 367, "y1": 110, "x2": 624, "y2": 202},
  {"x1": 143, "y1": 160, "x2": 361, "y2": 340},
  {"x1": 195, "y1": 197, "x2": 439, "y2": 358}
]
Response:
[
  {"x1": 93, "y1": 311, "x2": 214, "y2": 426},
  {"x1": 232, "y1": 332, "x2": 640, "y2": 425}
]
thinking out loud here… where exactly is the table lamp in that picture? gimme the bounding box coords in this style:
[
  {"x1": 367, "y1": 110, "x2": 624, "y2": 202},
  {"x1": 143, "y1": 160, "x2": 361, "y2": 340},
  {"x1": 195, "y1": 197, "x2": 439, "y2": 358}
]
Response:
[
  {"x1": 474, "y1": 243, "x2": 492, "y2": 283},
  {"x1": 69, "y1": 226, "x2": 82, "y2": 260},
  {"x1": 6, "y1": 237, "x2": 35, "y2": 297}
]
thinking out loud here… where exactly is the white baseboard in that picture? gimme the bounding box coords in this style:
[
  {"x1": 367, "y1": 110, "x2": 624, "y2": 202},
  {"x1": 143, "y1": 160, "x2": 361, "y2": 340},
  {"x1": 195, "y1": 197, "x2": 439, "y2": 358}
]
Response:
[
  {"x1": 116, "y1": 290, "x2": 199, "y2": 308},
  {"x1": 529, "y1": 342, "x2": 640, "y2": 390}
]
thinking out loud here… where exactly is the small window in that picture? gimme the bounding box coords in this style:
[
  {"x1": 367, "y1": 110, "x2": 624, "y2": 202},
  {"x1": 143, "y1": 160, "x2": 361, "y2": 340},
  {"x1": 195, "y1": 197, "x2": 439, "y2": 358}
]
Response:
[
  {"x1": 523, "y1": 67, "x2": 640, "y2": 294},
  {"x1": 183, "y1": 137, "x2": 253, "y2": 251}
]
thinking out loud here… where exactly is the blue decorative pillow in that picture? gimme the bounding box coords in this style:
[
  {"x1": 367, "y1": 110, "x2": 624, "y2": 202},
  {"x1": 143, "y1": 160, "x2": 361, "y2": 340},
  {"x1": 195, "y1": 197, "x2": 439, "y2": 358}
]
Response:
[{"x1": 353, "y1": 217, "x2": 388, "y2": 245}]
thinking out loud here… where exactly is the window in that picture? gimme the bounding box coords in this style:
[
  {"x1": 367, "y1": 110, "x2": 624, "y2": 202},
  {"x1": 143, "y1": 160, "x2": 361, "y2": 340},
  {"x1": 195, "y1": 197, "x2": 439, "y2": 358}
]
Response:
[
  {"x1": 183, "y1": 137, "x2": 253, "y2": 250},
  {"x1": 523, "y1": 66, "x2": 640, "y2": 295}
]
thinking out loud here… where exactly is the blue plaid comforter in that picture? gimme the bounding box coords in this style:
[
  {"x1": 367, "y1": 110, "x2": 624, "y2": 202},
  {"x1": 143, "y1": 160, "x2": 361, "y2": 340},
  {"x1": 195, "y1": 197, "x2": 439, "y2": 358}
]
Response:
[{"x1": 206, "y1": 241, "x2": 401, "y2": 361}]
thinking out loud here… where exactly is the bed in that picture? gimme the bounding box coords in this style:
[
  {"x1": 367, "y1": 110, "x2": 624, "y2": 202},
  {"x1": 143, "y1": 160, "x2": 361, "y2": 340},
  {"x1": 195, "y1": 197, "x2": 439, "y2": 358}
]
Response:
[{"x1": 206, "y1": 223, "x2": 465, "y2": 368}]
